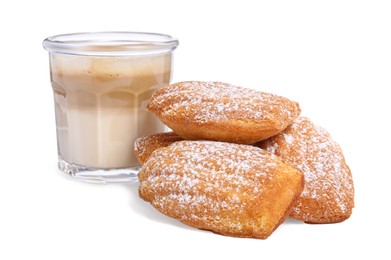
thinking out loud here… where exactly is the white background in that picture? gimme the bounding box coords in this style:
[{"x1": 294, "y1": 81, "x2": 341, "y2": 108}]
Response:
[{"x1": 1, "y1": 0, "x2": 390, "y2": 259}]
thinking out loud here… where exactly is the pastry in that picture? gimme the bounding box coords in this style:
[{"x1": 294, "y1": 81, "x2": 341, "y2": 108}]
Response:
[
  {"x1": 138, "y1": 140, "x2": 304, "y2": 239},
  {"x1": 134, "y1": 132, "x2": 183, "y2": 165},
  {"x1": 257, "y1": 117, "x2": 354, "y2": 223},
  {"x1": 147, "y1": 81, "x2": 301, "y2": 144}
]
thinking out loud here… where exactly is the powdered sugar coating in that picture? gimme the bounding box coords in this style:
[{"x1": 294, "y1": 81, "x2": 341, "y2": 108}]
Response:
[
  {"x1": 258, "y1": 117, "x2": 354, "y2": 223},
  {"x1": 150, "y1": 81, "x2": 299, "y2": 123},
  {"x1": 138, "y1": 140, "x2": 304, "y2": 238},
  {"x1": 147, "y1": 81, "x2": 301, "y2": 144}
]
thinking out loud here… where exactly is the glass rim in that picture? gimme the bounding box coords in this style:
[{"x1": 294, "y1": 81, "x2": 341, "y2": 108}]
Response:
[{"x1": 43, "y1": 31, "x2": 179, "y2": 56}]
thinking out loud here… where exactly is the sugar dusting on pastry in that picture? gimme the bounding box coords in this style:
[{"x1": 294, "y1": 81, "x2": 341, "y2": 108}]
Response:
[
  {"x1": 151, "y1": 81, "x2": 298, "y2": 124},
  {"x1": 140, "y1": 141, "x2": 276, "y2": 213},
  {"x1": 259, "y1": 117, "x2": 354, "y2": 223}
]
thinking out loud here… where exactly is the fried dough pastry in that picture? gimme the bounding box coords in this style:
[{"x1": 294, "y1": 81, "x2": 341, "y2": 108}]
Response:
[
  {"x1": 138, "y1": 141, "x2": 304, "y2": 239},
  {"x1": 257, "y1": 117, "x2": 354, "y2": 224},
  {"x1": 147, "y1": 81, "x2": 301, "y2": 144},
  {"x1": 134, "y1": 132, "x2": 183, "y2": 165}
]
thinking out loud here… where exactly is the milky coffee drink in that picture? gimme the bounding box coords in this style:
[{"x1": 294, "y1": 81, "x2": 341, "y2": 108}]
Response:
[
  {"x1": 51, "y1": 54, "x2": 171, "y2": 170},
  {"x1": 44, "y1": 32, "x2": 178, "y2": 182}
]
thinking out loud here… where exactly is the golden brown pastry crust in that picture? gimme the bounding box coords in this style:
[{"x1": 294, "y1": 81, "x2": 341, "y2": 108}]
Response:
[
  {"x1": 138, "y1": 141, "x2": 304, "y2": 239},
  {"x1": 134, "y1": 132, "x2": 183, "y2": 165},
  {"x1": 257, "y1": 117, "x2": 354, "y2": 224},
  {"x1": 147, "y1": 81, "x2": 301, "y2": 144}
]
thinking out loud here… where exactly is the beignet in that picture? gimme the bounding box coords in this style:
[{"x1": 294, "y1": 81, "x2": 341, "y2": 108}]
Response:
[
  {"x1": 257, "y1": 117, "x2": 354, "y2": 223},
  {"x1": 138, "y1": 141, "x2": 304, "y2": 239},
  {"x1": 134, "y1": 132, "x2": 183, "y2": 165},
  {"x1": 147, "y1": 81, "x2": 301, "y2": 144}
]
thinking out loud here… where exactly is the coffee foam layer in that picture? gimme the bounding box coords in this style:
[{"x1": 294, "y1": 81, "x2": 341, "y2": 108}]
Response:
[{"x1": 50, "y1": 53, "x2": 172, "y2": 78}]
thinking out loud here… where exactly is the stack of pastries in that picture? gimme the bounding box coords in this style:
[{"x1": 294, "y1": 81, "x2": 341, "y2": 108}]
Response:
[{"x1": 135, "y1": 81, "x2": 354, "y2": 239}]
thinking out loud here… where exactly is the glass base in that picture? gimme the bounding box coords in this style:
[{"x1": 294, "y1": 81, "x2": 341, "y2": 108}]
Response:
[{"x1": 58, "y1": 158, "x2": 140, "y2": 184}]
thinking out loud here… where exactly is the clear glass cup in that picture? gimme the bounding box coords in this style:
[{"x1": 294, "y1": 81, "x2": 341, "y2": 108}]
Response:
[{"x1": 43, "y1": 32, "x2": 178, "y2": 183}]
